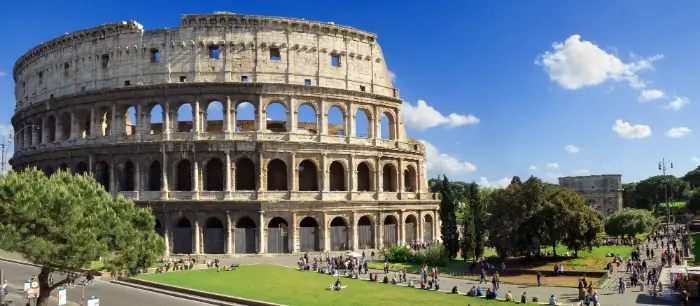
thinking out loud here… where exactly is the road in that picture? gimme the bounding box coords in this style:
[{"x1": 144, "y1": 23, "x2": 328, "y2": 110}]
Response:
[{"x1": 0, "y1": 260, "x2": 212, "y2": 306}]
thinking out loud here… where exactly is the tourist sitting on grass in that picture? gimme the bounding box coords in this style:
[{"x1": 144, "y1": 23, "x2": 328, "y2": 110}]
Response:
[
  {"x1": 434, "y1": 281, "x2": 440, "y2": 291},
  {"x1": 504, "y1": 290, "x2": 513, "y2": 301},
  {"x1": 466, "y1": 286, "x2": 477, "y2": 296},
  {"x1": 420, "y1": 281, "x2": 425, "y2": 289},
  {"x1": 451, "y1": 285, "x2": 459, "y2": 294},
  {"x1": 549, "y1": 295, "x2": 557, "y2": 305},
  {"x1": 391, "y1": 276, "x2": 397, "y2": 285},
  {"x1": 476, "y1": 286, "x2": 483, "y2": 296},
  {"x1": 408, "y1": 280, "x2": 415, "y2": 288},
  {"x1": 485, "y1": 288, "x2": 498, "y2": 299},
  {"x1": 382, "y1": 275, "x2": 389, "y2": 284}
]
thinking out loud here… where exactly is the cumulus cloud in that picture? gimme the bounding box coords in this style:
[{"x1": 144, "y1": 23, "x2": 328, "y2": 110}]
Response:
[
  {"x1": 478, "y1": 177, "x2": 512, "y2": 189},
  {"x1": 535, "y1": 35, "x2": 662, "y2": 90},
  {"x1": 612, "y1": 119, "x2": 652, "y2": 139},
  {"x1": 0, "y1": 72, "x2": 7, "y2": 77},
  {"x1": 565, "y1": 145, "x2": 580, "y2": 153},
  {"x1": 667, "y1": 97, "x2": 690, "y2": 111},
  {"x1": 402, "y1": 100, "x2": 479, "y2": 130},
  {"x1": 573, "y1": 169, "x2": 591, "y2": 175},
  {"x1": 638, "y1": 89, "x2": 665, "y2": 102},
  {"x1": 528, "y1": 165, "x2": 538, "y2": 171},
  {"x1": 420, "y1": 140, "x2": 476, "y2": 175},
  {"x1": 547, "y1": 163, "x2": 559, "y2": 169},
  {"x1": 388, "y1": 70, "x2": 397, "y2": 83},
  {"x1": 667, "y1": 127, "x2": 691, "y2": 138}
]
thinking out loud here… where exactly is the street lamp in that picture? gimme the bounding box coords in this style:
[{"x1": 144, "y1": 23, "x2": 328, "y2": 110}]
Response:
[{"x1": 658, "y1": 158, "x2": 673, "y2": 265}]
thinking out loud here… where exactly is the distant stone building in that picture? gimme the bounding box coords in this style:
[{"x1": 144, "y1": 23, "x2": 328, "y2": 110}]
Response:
[{"x1": 558, "y1": 175, "x2": 623, "y2": 215}]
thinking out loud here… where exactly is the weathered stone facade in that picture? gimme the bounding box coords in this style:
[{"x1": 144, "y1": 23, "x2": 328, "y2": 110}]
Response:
[
  {"x1": 10, "y1": 13, "x2": 439, "y2": 255},
  {"x1": 558, "y1": 174, "x2": 623, "y2": 215}
]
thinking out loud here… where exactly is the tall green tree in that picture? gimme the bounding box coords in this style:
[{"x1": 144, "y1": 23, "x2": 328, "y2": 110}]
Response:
[
  {"x1": 459, "y1": 199, "x2": 476, "y2": 261},
  {"x1": 439, "y1": 176, "x2": 459, "y2": 259},
  {"x1": 686, "y1": 192, "x2": 700, "y2": 215},
  {"x1": 468, "y1": 182, "x2": 486, "y2": 259},
  {"x1": 0, "y1": 169, "x2": 165, "y2": 306},
  {"x1": 682, "y1": 166, "x2": 700, "y2": 189}
]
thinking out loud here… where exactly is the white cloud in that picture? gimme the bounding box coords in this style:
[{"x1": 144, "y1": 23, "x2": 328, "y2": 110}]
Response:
[
  {"x1": 0, "y1": 72, "x2": 7, "y2": 77},
  {"x1": 535, "y1": 35, "x2": 662, "y2": 90},
  {"x1": 420, "y1": 140, "x2": 476, "y2": 175},
  {"x1": 402, "y1": 100, "x2": 479, "y2": 130},
  {"x1": 547, "y1": 163, "x2": 559, "y2": 169},
  {"x1": 573, "y1": 169, "x2": 591, "y2": 175},
  {"x1": 478, "y1": 177, "x2": 512, "y2": 189},
  {"x1": 565, "y1": 145, "x2": 580, "y2": 153},
  {"x1": 238, "y1": 102, "x2": 252, "y2": 109},
  {"x1": 528, "y1": 165, "x2": 538, "y2": 171},
  {"x1": 666, "y1": 127, "x2": 691, "y2": 138},
  {"x1": 667, "y1": 97, "x2": 690, "y2": 111},
  {"x1": 692, "y1": 156, "x2": 699, "y2": 165},
  {"x1": 638, "y1": 89, "x2": 665, "y2": 102},
  {"x1": 612, "y1": 119, "x2": 652, "y2": 139},
  {"x1": 388, "y1": 70, "x2": 397, "y2": 83}
]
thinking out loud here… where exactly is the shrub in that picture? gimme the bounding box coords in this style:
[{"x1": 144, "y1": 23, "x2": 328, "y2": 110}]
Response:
[
  {"x1": 384, "y1": 243, "x2": 450, "y2": 267},
  {"x1": 385, "y1": 245, "x2": 413, "y2": 263}
]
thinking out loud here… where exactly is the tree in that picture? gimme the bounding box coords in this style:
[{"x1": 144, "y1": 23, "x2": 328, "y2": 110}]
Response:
[
  {"x1": 0, "y1": 169, "x2": 165, "y2": 306},
  {"x1": 459, "y1": 200, "x2": 476, "y2": 261},
  {"x1": 683, "y1": 166, "x2": 700, "y2": 189},
  {"x1": 604, "y1": 208, "x2": 658, "y2": 238},
  {"x1": 622, "y1": 183, "x2": 637, "y2": 208},
  {"x1": 633, "y1": 175, "x2": 688, "y2": 210},
  {"x1": 687, "y1": 192, "x2": 700, "y2": 215},
  {"x1": 468, "y1": 182, "x2": 486, "y2": 259},
  {"x1": 439, "y1": 176, "x2": 459, "y2": 259}
]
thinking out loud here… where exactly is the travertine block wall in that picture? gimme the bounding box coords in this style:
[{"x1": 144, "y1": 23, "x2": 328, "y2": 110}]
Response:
[{"x1": 558, "y1": 174, "x2": 623, "y2": 215}]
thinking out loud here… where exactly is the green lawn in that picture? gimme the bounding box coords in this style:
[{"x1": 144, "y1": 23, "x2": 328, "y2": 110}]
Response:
[
  {"x1": 690, "y1": 232, "x2": 700, "y2": 266},
  {"x1": 136, "y1": 264, "x2": 529, "y2": 306}
]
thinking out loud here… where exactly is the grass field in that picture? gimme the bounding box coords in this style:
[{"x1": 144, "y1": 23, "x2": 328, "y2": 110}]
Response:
[{"x1": 136, "y1": 264, "x2": 530, "y2": 306}]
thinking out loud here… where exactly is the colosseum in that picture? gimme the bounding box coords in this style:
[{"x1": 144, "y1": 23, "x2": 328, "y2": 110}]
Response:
[{"x1": 9, "y1": 12, "x2": 440, "y2": 255}]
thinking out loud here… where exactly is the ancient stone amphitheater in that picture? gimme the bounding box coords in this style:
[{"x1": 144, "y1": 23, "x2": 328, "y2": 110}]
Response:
[{"x1": 10, "y1": 12, "x2": 439, "y2": 255}]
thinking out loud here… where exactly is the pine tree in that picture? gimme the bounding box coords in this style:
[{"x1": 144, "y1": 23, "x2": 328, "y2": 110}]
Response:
[
  {"x1": 439, "y1": 176, "x2": 459, "y2": 259},
  {"x1": 469, "y1": 182, "x2": 486, "y2": 259}
]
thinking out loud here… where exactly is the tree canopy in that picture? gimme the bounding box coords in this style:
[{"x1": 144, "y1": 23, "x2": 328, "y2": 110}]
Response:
[
  {"x1": 0, "y1": 169, "x2": 165, "y2": 306},
  {"x1": 603, "y1": 208, "x2": 658, "y2": 238},
  {"x1": 438, "y1": 176, "x2": 459, "y2": 259}
]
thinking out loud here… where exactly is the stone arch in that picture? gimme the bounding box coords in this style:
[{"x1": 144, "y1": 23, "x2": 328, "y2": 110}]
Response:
[
  {"x1": 95, "y1": 160, "x2": 110, "y2": 191},
  {"x1": 267, "y1": 216, "x2": 290, "y2": 253},
  {"x1": 235, "y1": 216, "x2": 257, "y2": 254},
  {"x1": 329, "y1": 216, "x2": 349, "y2": 251},
  {"x1": 203, "y1": 157, "x2": 224, "y2": 191},
  {"x1": 58, "y1": 112, "x2": 71, "y2": 141},
  {"x1": 404, "y1": 165, "x2": 417, "y2": 192},
  {"x1": 357, "y1": 215, "x2": 375, "y2": 249},
  {"x1": 265, "y1": 101, "x2": 287, "y2": 132},
  {"x1": 234, "y1": 101, "x2": 255, "y2": 132},
  {"x1": 357, "y1": 162, "x2": 373, "y2": 192},
  {"x1": 172, "y1": 217, "x2": 193, "y2": 254},
  {"x1": 96, "y1": 106, "x2": 111, "y2": 136},
  {"x1": 121, "y1": 105, "x2": 137, "y2": 136},
  {"x1": 175, "y1": 102, "x2": 193, "y2": 133},
  {"x1": 354, "y1": 108, "x2": 373, "y2": 138},
  {"x1": 326, "y1": 104, "x2": 346, "y2": 136},
  {"x1": 299, "y1": 216, "x2": 320, "y2": 252},
  {"x1": 296, "y1": 102, "x2": 318, "y2": 134},
  {"x1": 203, "y1": 217, "x2": 225, "y2": 254},
  {"x1": 46, "y1": 115, "x2": 56, "y2": 142},
  {"x1": 144, "y1": 102, "x2": 164, "y2": 135},
  {"x1": 75, "y1": 109, "x2": 91, "y2": 138},
  {"x1": 147, "y1": 160, "x2": 162, "y2": 191},
  {"x1": 43, "y1": 165, "x2": 54, "y2": 177},
  {"x1": 23, "y1": 120, "x2": 33, "y2": 147},
  {"x1": 298, "y1": 159, "x2": 318, "y2": 191},
  {"x1": 175, "y1": 159, "x2": 192, "y2": 191},
  {"x1": 329, "y1": 161, "x2": 346, "y2": 191},
  {"x1": 379, "y1": 110, "x2": 397, "y2": 140},
  {"x1": 267, "y1": 159, "x2": 288, "y2": 191},
  {"x1": 204, "y1": 100, "x2": 224, "y2": 133},
  {"x1": 154, "y1": 217, "x2": 164, "y2": 237},
  {"x1": 404, "y1": 214, "x2": 418, "y2": 244},
  {"x1": 382, "y1": 215, "x2": 398, "y2": 246},
  {"x1": 423, "y1": 213, "x2": 434, "y2": 243},
  {"x1": 235, "y1": 157, "x2": 256, "y2": 190},
  {"x1": 74, "y1": 161, "x2": 88, "y2": 175},
  {"x1": 119, "y1": 160, "x2": 136, "y2": 191},
  {"x1": 382, "y1": 162, "x2": 398, "y2": 192}
]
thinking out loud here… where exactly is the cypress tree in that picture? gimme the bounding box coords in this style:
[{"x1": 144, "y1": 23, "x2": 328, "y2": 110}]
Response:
[{"x1": 439, "y1": 176, "x2": 459, "y2": 259}]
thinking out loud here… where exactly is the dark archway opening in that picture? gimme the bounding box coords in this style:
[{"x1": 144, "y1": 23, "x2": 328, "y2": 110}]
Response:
[
  {"x1": 175, "y1": 159, "x2": 192, "y2": 191},
  {"x1": 267, "y1": 159, "x2": 287, "y2": 191},
  {"x1": 203, "y1": 217, "x2": 225, "y2": 254},
  {"x1": 357, "y1": 162, "x2": 371, "y2": 191},
  {"x1": 298, "y1": 160, "x2": 318, "y2": 191},
  {"x1": 204, "y1": 158, "x2": 224, "y2": 191},
  {"x1": 299, "y1": 217, "x2": 320, "y2": 252},
  {"x1": 235, "y1": 158, "x2": 256, "y2": 190},
  {"x1": 148, "y1": 161, "x2": 162, "y2": 191},
  {"x1": 329, "y1": 161, "x2": 345, "y2": 191}
]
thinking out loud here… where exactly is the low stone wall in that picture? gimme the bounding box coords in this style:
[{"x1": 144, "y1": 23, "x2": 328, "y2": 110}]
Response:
[{"x1": 120, "y1": 277, "x2": 282, "y2": 306}]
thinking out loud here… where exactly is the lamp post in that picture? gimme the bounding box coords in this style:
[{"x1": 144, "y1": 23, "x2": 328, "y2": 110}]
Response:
[
  {"x1": 659, "y1": 158, "x2": 673, "y2": 265},
  {"x1": 2, "y1": 125, "x2": 42, "y2": 172}
]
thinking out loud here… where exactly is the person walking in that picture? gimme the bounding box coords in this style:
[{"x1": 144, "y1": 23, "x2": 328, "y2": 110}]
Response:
[
  {"x1": 536, "y1": 271, "x2": 542, "y2": 287},
  {"x1": 618, "y1": 277, "x2": 626, "y2": 294}
]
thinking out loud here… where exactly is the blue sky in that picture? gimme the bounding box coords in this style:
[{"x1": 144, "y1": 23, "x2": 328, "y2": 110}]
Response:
[{"x1": 0, "y1": 0, "x2": 698, "y2": 186}]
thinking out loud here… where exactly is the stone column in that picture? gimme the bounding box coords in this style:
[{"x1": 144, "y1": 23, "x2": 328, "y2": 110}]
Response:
[
  {"x1": 193, "y1": 159, "x2": 200, "y2": 199},
  {"x1": 398, "y1": 159, "x2": 405, "y2": 196},
  {"x1": 417, "y1": 211, "x2": 423, "y2": 243},
  {"x1": 224, "y1": 96, "x2": 232, "y2": 134},
  {"x1": 258, "y1": 211, "x2": 265, "y2": 253},
  {"x1": 257, "y1": 152, "x2": 265, "y2": 192},
  {"x1": 135, "y1": 103, "x2": 143, "y2": 136},
  {"x1": 161, "y1": 148, "x2": 169, "y2": 193},
  {"x1": 225, "y1": 149, "x2": 232, "y2": 195},
  {"x1": 88, "y1": 154, "x2": 94, "y2": 173},
  {"x1": 291, "y1": 213, "x2": 299, "y2": 253},
  {"x1": 164, "y1": 212, "x2": 172, "y2": 255},
  {"x1": 69, "y1": 109, "x2": 78, "y2": 139},
  {"x1": 375, "y1": 156, "x2": 382, "y2": 194},
  {"x1": 318, "y1": 100, "x2": 327, "y2": 135},
  {"x1": 193, "y1": 97, "x2": 201, "y2": 135},
  {"x1": 346, "y1": 101, "x2": 354, "y2": 143},
  {"x1": 322, "y1": 213, "x2": 330, "y2": 252},
  {"x1": 290, "y1": 153, "x2": 297, "y2": 191},
  {"x1": 321, "y1": 153, "x2": 328, "y2": 192},
  {"x1": 349, "y1": 154, "x2": 356, "y2": 192},
  {"x1": 193, "y1": 213, "x2": 201, "y2": 254},
  {"x1": 255, "y1": 95, "x2": 264, "y2": 132},
  {"x1": 287, "y1": 97, "x2": 296, "y2": 133},
  {"x1": 109, "y1": 158, "x2": 117, "y2": 196},
  {"x1": 351, "y1": 212, "x2": 358, "y2": 250},
  {"x1": 399, "y1": 211, "x2": 406, "y2": 246},
  {"x1": 373, "y1": 105, "x2": 380, "y2": 141},
  {"x1": 134, "y1": 161, "x2": 141, "y2": 194},
  {"x1": 163, "y1": 101, "x2": 171, "y2": 140},
  {"x1": 110, "y1": 104, "x2": 117, "y2": 136},
  {"x1": 226, "y1": 211, "x2": 233, "y2": 255},
  {"x1": 417, "y1": 159, "x2": 424, "y2": 199}
]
